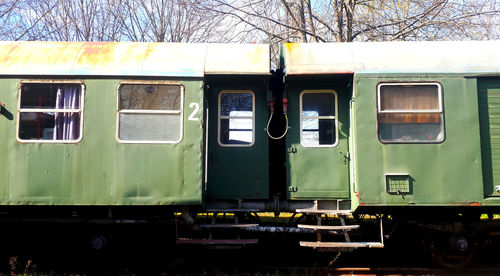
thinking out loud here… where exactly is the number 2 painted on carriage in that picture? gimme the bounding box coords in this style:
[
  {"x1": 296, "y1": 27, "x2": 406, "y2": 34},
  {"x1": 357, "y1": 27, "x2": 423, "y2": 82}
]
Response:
[{"x1": 188, "y1": 103, "x2": 200, "y2": 121}]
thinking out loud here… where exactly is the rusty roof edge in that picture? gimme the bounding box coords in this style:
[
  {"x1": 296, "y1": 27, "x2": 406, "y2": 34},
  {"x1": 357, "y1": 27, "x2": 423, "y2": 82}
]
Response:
[
  {"x1": 0, "y1": 42, "x2": 271, "y2": 77},
  {"x1": 69, "y1": 42, "x2": 86, "y2": 73},
  {"x1": 0, "y1": 42, "x2": 203, "y2": 77},
  {"x1": 141, "y1": 43, "x2": 150, "y2": 75}
]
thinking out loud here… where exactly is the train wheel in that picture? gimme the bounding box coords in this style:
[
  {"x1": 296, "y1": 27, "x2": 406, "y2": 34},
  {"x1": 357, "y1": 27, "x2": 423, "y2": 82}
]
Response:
[
  {"x1": 90, "y1": 234, "x2": 108, "y2": 250},
  {"x1": 423, "y1": 233, "x2": 482, "y2": 269}
]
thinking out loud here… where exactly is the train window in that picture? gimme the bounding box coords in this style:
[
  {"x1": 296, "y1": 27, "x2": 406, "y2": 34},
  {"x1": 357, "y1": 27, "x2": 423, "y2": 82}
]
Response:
[
  {"x1": 377, "y1": 83, "x2": 444, "y2": 143},
  {"x1": 300, "y1": 90, "x2": 337, "y2": 147},
  {"x1": 117, "y1": 83, "x2": 183, "y2": 143},
  {"x1": 218, "y1": 90, "x2": 254, "y2": 146},
  {"x1": 17, "y1": 83, "x2": 84, "y2": 143}
]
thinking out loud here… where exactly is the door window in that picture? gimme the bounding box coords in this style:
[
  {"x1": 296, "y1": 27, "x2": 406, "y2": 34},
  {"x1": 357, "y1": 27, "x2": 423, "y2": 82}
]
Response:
[
  {"x1": 300, "y1": 90, "x2": 338, "y2": 147},
  {"x1": 218, "y1": 90, "x2": 254, "y2": 146}
]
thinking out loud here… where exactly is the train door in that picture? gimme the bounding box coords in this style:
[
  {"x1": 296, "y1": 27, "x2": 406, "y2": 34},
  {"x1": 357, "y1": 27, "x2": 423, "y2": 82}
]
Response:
[
  {"x1": 205, "y1": 76, "x2": 269, "y2": 199},
  {"x1": 285, "y1": 77, "x2": 351, "y2": 199},
  {"x1": 478, "y1": 78, "x2": 500, "y2": 197}
]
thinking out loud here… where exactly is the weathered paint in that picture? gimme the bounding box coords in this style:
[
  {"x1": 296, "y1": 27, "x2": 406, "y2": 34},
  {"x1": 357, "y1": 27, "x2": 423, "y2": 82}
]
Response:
[
  {"x1": 352, "y1": 74, "x2": 484, "y2": 208},
  {"x1": 0, "y1": 78, "x2": 204, "y2": 205},
  {"x1": 206, "y1": 76, "x2": 269, "y2": 199},
  {"x1": 478, "y1": 78, "x2": 500, "y2": 197},
  {"x1": 0, "y1": 41, "x2": 270, "y2": 207},
  {"x1": 0, "y1": 41, "x2": 270, "y2": 77},
  {"x1": 282, "y1": 41, "x2": 500, "y2": 75},
  {"x1": 285, "y1": 76, "x2": 351, "y2": 199},
  {"x1": 280, "y1": 42, "x2": 500, "y2": 210}
]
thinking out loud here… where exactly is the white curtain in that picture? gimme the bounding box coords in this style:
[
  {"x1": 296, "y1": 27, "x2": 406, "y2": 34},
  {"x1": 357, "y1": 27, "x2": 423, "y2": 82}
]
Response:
[{"x1": 53, "y1": 86, "x2": 80, "y2": 140}]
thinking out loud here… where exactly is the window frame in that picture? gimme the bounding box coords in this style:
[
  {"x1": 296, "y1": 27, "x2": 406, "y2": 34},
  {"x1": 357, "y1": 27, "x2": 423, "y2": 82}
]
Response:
[
  {"x1": 217, "y1": 90, "x2": 255, "y2": 147},
  {"x1": 376, "y1": 82, "x2": 444, "y2": 144},
  {"x1": 115, "y1": 81, "x2": 184, "y2": 144},
  {"x1": 16, "y1": 80, "x2": 85, "y2": 144},
  {"x1": 299, "y1": 89, "x2": 339, "y2": 148}
]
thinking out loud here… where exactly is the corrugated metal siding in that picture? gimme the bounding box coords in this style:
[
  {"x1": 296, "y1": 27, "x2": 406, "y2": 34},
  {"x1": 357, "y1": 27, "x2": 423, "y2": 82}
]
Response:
[{"x1": 479, "y1": 79, "x2": 500, "y2": 196}]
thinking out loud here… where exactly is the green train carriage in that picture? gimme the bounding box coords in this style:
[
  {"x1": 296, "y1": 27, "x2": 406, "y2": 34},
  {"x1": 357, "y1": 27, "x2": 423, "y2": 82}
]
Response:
[
  {"x1": 280, "y1": 41, "x2": 500, "y2": 267},
  {"x1": 2, "y1": 40, "x2": 500, "y2": 267},
  {"x1": 0, "y1": 41, "x2": 270, "y2": 210},
  {"x1": 281, "y1": 41, "x2": 500, "y2": 211}
]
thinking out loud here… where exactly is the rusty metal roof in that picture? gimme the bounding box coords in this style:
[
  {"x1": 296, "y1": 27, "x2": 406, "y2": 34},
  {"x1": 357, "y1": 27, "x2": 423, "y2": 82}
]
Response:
[
  {"x1": 282, "y1": 40, "x2": 500, "y2": 75},
  {"x1": 0, "y1": 41, "x2": 270, "y2": 77}
]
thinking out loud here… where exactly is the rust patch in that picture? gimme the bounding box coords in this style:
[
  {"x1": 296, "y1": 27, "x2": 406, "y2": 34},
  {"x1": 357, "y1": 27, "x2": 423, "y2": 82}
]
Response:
[
  {"x1": 77, "y1": 42, "x2": 115, "y2": 67},
  {"x1": 247, "y1": 46, "x2": 264, "y2": 65},
  {"x1": 283, "y1": 43, "x2": 297, "y2": 54},
  {"x1": 1, "y1": 43, "x2": 20, "y2": 64}
]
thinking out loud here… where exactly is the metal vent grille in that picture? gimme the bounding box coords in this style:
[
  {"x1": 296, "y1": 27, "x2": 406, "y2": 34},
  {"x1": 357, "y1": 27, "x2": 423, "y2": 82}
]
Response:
[{"x1": 385, "y1": 174, "x2": 410, "y2": 194}]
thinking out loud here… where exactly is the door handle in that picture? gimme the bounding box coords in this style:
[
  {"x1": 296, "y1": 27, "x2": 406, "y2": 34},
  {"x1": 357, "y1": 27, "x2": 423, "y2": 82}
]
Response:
[{"x1": 339, "y1": 151, "x2": 350, "y2": 165}]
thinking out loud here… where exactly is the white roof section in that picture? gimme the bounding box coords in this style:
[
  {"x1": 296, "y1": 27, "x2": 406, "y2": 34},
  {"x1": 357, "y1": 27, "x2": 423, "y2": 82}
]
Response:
[
  {"x1": 0, "y1": 41, "x2": 270, "y2": 77},
  {"x1": 205, "y1": 44, "x2": 270, "y2": 74},
  {"x1": 282, "y1": 41, "x2": 500, "y2": 75}
]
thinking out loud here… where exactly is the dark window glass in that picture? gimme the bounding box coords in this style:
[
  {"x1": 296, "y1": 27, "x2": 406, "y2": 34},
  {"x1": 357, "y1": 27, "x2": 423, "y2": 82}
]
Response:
[
  {"x1": 220, "y1": 93, "x2": 252, "y2": 116},
  {"x1": 18, "y1": 83, "x2": 82, "y2": 141},
  {"x1": 302, "y1": 92, "x2": 335, "y2": 116}
]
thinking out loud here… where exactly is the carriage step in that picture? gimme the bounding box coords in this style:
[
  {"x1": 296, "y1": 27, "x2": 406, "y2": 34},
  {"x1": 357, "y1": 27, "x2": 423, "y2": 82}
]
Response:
[
  {"x1": 296, "y1": 209, "x2": 352, "y2": 216},
  {"x1": 206, "y1": 209, "x2": 260, "y2": 213},
  {"x1": 300, "y1": 241, "x2": 384, "y2": 248},
  {"x1": 297, "y1": 224, "x2": 359, "y2": 231},
  {"x1": 176, "y1": 238, "x2": 259, "y2": 245},
  {"x1": 199, "y1": 223, "x2": 259, "y2": 228}
]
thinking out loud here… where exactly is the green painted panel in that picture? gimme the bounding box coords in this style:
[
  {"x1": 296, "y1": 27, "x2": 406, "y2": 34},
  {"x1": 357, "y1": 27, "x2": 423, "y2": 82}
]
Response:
[
  {"x1": 206, "y1": 76, "x2": 269, "y2": 199},
  {"x1": 353, "y1": 75, "x2": 483, "y2": 207},
  {"x1": 478, "y1": 78, "x2": 500, "y2": 196},
  {"x1": 286, "y1": 77, "x2": 351, "y2": 199},
  {"x1": 0, "y1": 78, "x2": 204, "y2": 205}
]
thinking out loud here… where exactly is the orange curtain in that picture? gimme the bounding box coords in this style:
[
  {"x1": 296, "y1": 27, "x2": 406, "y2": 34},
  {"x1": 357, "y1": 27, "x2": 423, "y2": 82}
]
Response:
[
  {"x1": 378, "y1": 113, "x2": 441, "y2": 124},
  {"x1": 379, "y1": 85, "x2": 441, "y2": 124}
]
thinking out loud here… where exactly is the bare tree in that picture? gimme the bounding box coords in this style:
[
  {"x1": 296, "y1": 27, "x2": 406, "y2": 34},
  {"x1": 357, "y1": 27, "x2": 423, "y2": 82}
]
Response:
[
  {"x1": 0, "y1": 0, "x2": 21, "y2": 39},
  {"x1": 13, "y1": 0, "x2": 122, "y2": 41},
  {"x1": 113, "y1": 0, "x2": 226, "y2": 42},
  {"x1": 198, "y1": 0, "x2": 500, "y2": 43},
  {"x1": 353, "y1": 0, "x2": 500, "y2": 41},
  {"x1": 1, "y1": 0, "x2": 498, "y2": 46}
]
